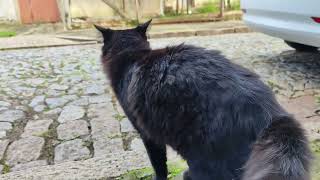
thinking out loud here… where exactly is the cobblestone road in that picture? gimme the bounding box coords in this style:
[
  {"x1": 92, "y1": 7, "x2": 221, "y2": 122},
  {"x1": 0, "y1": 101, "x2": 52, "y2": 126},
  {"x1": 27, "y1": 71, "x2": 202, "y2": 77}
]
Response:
[{"x1": 0, "y1": 33, "x2": 319, "y2": 179}]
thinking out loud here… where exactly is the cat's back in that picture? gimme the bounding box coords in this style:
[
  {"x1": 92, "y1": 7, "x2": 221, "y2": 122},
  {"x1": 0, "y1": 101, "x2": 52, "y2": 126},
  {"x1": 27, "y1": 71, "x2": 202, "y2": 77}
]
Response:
[
  {"x1": 142, "y1": 44, "x2": 282, "y2": 119},
  {"x1": 146, "y1": 44, "x2": 260, "y2": 90}
]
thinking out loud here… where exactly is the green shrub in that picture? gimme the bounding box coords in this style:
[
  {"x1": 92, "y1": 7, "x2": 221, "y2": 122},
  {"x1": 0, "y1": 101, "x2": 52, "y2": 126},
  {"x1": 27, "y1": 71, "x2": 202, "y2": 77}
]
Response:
[
  {"x1": 0, "y1": 31, "x2": 16, "y2": 38},
  {"x1": 195, "y1": 2, "x2": 220, "y2": 14}
]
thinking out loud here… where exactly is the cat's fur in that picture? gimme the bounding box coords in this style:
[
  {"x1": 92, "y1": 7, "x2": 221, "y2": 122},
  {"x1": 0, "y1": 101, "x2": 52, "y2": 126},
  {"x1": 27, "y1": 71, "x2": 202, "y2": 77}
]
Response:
[{"x1": 95, "y1": 20, "x2": 312, "y2": 180}]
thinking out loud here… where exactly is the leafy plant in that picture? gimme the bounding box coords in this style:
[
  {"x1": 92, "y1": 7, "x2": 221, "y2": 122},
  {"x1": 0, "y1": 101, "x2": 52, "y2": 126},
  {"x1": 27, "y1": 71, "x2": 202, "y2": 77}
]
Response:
[
  {"x1": 0, "y1": 31, "x2": 16, "y2": 38},
  {"x1": 195, "y1": 2, "x2": 220, "y2": 14}
]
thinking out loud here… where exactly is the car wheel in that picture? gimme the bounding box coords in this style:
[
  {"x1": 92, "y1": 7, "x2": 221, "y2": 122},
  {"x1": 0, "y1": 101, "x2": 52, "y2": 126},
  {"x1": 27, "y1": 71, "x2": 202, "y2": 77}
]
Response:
[{"x1": 285, "y1": 41, "x2": 319, "y2": 52}]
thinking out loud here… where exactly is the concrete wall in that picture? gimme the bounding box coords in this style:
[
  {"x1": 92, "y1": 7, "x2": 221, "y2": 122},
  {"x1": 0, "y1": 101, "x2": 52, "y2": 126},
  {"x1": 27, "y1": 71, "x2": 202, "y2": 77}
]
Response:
[
  {"x1": 0, "y1": 0, "x2": 19, "y2": 21},
  {"x1": 70, "y1": 0, "x2": 116, "y2": 19},
  {"x1": 139, "y1": 0, "x2": 161, "y2": 17},
  {"x1": 69, "y1": 0, "x2": 161, "y2": 20},
  {"x1": 165, "y1": 0, "x2": 239, "y2": 11}
]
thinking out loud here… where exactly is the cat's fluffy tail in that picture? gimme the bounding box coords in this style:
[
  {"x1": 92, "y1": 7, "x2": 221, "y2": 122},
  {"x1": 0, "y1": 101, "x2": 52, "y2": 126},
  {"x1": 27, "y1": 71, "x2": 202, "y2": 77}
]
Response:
[{"x1": 243, "y1": 116, "x2": 312, "y2": 180}]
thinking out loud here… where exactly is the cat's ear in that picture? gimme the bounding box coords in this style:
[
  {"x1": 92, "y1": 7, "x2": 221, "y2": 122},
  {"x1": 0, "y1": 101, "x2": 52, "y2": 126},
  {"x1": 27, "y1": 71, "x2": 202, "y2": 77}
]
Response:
[
  {"x1": 94, "y1": 24, "x2": 113, "y2": 41},
  {"x1": 136, "y1": 19, "x2": 152, "y2": 39}
]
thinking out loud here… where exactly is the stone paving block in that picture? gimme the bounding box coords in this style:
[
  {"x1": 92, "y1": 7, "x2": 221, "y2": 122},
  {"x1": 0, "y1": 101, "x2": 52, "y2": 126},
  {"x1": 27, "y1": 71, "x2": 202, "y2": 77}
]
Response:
[
  {"x1": 11, "y1": 160, "x2": 48, "y2": 172},
  {"x1": 68, "y1": 96, "x2": 89, "y2": 106},
  {"x1": 13, "y1": 86, "x2": 35, "y2": 97},
  {"x1": 84, "y1": 84, "x2": 105, "y2": 95},
  {"x1": 58, "y1": 105, "x2": 85, "y2": 123},
  {"x1": 45, "y1": 95, "x2": 78, "y2": 109},
  {"x1": 0, "y1": 139, "x2": 9, "y2": 159},
  {"x1": 0, "y1": 122, "x2": 12, "y2": 131},
  {"x1": 21, "y1": 119, "x2": 53, "y2": 138},
  {"x1": 91, "y1": 117, "x2": 120, "y2": 139},
  {"x1": 167, "y1": 146, "x2": 181, "y2": 161},
  {"x1": 88, "y1": 94, "x2": 112, "y2": 104},
  {"x1": 54, "y1": 139, "x2": 91, "y2": 163},
  {"x1": 25, "y1": 78, "x2": 45, "y2": 87},
  {"x1": 33, "y1": 105, "x2": 46, "y2": 112},
  {"x1": 0, "y1": 131, "x2": 6, "y2": 138},
  {"x1": 93, "y1": 138, "x2": 124, "y2": 157},
  {"x1": 6, "y1": 136, "x2": 45, "y2": 166},
  {"x1": 0, "y1": 151, "x2": 150, "y2": 179},
  {"x1": 46, "y1": 89, "x2": 65, "y2": 97},
  {"x1": 120, "y1": 118, "x2": 136, "y2": 133},
  {"x1": 130, "y1": 138, "x2": 146, "y2": 153},
  {"x1": 0, "y1": 110, "x2": 25, "y2": 123},
  {"x1": 29, "y1": 96, "x2": 45, "y2": 107},
  {"x1": 43, "y1": 108, "x2": 62, "y2": 117},
  {"x1": 0, "y1": 101, "x2": 10, "y2": 107},
  {"x1": 57, "y1": 120, "x2": 89, "y2": 140},
  {"x1": 87, "y1": 103, "x2": 115, "y2": 118},
  {"x1": 49, "y1": 84, "x2": 69, "y2": 91},
  {"x1": 0, "y1": 107, "x2": 8, "y2": 112},
  {"x1": 116, "y1": 103, "x2": 126, "y2": 116}
]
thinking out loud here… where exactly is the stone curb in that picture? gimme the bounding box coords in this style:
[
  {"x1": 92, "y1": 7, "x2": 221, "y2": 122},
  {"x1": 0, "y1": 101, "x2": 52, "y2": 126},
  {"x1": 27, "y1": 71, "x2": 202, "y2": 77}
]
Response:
[
  {"x1": 149, "y1": 26, "x2": 253, "y2": 39},
  {"x1": 0, "y1": 151, "x2": 150, "y2": 180},
  {"x1": 152, "y1": 11, "x2": 243, "y2": 25},
  {"x1": 0, "y1": 26, "x2": 253, "y2": 51},
  {"x1": 0, "y1": 41, "x2": 97, "y2": 51}
]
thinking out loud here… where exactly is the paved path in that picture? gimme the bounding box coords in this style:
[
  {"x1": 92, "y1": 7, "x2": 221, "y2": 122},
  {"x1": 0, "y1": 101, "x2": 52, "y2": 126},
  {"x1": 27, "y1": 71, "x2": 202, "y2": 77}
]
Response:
[
  {"x1": 58, "y1": 20, "x2": 248, "y2": 39},
  {"x1": 0, "y1": 21, "x2": 249, "y2": 50},
  {"x1": 0, "y1": 33, "x2": 319, "y2": 179}
]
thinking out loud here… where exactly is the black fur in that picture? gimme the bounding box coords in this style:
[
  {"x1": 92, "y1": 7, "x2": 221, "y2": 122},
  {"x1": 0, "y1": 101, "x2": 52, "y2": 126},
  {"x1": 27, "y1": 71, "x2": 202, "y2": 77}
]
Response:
[{"x1": 95, "y1": 21, "x2": 312, "y2": 180}]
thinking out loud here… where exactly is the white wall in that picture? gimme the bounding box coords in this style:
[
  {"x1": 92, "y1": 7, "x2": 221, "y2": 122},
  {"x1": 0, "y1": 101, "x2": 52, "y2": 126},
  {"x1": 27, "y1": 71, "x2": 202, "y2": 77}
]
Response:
[
  {"x1": 0, "y1": 0, "x2": 18, "y2": 21},
  {"x1": 69, "y1": 0, "x2": 161, "y2": 20},
  {"x1": 70, "y1": 0, "x2": 115, "y2": 19}
]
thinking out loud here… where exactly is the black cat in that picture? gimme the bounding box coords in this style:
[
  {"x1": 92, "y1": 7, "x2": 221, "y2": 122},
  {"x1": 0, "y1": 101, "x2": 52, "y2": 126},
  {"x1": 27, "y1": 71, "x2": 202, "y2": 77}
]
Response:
[{"x1": 95, "y1": 20, "x2": 312, "y2": 180}]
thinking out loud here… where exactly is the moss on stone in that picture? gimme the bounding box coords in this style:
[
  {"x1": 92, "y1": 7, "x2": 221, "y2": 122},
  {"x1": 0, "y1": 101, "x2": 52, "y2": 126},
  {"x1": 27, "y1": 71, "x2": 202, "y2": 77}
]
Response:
[
  {"x1": 118, "y1": 160, "x2": 187, "y2": 180},
  {"x1": 114, "y1": 114, "x2": 126, "y2": 121},
  {"x1": 316, "y1": 96, "x2": 320, "y2": 104},
  {"x1": 167, "y1": 160, "x2": 187, "y2": 179},
  {"x1": 118, "y1": 167, "x2": 153, "y2": 180},
  {"x1": 266, "y1": 80, "x2": 283, "y2": 90},
  {"x1": 311, "y1": 140, "x2": 320, "y2": 180},
  {"x1": 2, "y1": 164, "x2": 10, "y2": 174},
  {"x1": 0, "y1": 160, "x2": 10, "y2": 174}
]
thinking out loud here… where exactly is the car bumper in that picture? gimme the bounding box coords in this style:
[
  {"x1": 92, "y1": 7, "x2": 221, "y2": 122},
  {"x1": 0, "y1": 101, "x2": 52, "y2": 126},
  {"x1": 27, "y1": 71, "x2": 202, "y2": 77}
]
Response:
[{"x1": 243, "y1": 12, "x2": 320, "y2": 48}]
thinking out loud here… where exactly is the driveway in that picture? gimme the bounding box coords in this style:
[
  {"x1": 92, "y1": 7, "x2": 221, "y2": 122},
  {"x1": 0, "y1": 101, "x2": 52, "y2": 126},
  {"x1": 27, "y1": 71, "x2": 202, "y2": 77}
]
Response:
[{"x1": 0, "y1": 32, "x2": 319, "y2": 179}]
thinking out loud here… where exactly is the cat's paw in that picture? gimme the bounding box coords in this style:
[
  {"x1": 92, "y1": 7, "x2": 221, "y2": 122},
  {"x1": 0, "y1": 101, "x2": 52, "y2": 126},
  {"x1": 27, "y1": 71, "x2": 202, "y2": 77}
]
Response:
[{"x1": 183, "y1": 170, "x2": 192, "y2": 180}]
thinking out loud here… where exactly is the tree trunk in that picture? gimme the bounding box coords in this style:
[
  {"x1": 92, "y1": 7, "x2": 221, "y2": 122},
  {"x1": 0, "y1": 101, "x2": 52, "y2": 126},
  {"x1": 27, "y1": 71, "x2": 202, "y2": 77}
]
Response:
[
  {"x1": 160, "y1": 0, "x2": 164, "y2": 16},
  {"x1": 186, "y1": 0, "x2": 192, "y2": 14},
  {"x1": 135, "y1": 0, "x2": 140, "y2": 23},
  {"x1": 60, "y1": 0, "x2": 71, "y2": 30},
  {"x1": 176, "y1": 0, "x2": 179, "y2": 14},
  {"x1": 219, "y1": 0, "x2": 225, "y2": 17},
  {"x1": 227, "y1": 0, "x2": 231, "y2": 10},
  {"x1": 181, "y1": 0, "x2": 184, "y2": 14},
  {"x1": 122, "y1": 0, "x2": 125, "y2": 11},
  {"x1": 101, "y1": 0, "x2": 130, "y2": 20}
]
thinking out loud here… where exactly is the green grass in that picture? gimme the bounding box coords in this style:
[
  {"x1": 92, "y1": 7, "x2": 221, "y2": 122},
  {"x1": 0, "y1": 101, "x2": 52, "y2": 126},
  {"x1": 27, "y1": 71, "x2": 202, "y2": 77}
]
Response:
[
  {"x1": 0, "y1": 160, "x2": 10, "y2": 174},
  {"x1": 311, "y1": 140, "x2": 320, "y2": 179},
  {"x1": 118, "y1": 160, "x2": 187, "y2": 180},
  {"x1": 195, "y1": 2, "x2": 220, "y2": 14},
  {"x1": 229, "y1": 1, "x2": 241, "y2": 11},
  {"x1": 113, "y1": 114, "x2": 126, "y2": 121},
  {"x1": 0, "y1": 31, "x2": 16, "y2": 38}
]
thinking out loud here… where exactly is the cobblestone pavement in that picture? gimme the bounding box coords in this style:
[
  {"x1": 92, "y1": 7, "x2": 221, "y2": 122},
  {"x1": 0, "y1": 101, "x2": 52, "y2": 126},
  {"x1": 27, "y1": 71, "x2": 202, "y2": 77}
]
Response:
[{"x1": 0, "y1": 32, "x2": 319, "y2": 179}]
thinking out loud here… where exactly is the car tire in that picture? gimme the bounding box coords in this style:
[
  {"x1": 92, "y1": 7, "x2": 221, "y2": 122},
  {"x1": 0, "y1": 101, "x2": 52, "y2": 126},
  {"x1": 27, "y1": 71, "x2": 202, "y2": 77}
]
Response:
[{"x1": 285, "y1": 41, "x2": 319, "y2": 52}]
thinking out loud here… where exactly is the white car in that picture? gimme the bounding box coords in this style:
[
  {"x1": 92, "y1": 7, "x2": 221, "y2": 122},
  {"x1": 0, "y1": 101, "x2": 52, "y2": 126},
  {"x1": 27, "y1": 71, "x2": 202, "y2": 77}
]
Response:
[{"x1": 241, "y1": 0, "x2": 320, "y2": 52}]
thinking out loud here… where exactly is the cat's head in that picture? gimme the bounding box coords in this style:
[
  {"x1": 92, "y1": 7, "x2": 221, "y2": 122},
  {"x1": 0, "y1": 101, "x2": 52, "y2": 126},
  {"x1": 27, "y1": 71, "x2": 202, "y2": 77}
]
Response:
[{"x1": 95, "y1": 19, "x2": 152, "y2": 57}]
